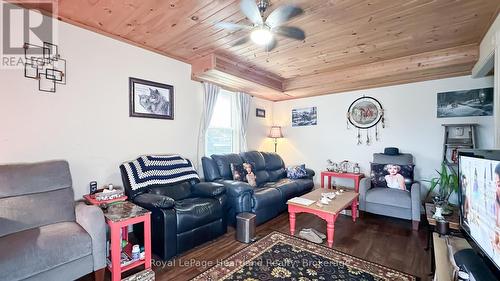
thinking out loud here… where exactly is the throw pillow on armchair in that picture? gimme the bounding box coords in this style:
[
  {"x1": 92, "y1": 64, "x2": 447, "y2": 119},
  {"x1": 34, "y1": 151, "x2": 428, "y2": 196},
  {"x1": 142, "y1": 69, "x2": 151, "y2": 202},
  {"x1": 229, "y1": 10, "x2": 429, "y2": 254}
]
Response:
[{"x1": 370, "y1": 163, "x2": 414, "y2": 191}]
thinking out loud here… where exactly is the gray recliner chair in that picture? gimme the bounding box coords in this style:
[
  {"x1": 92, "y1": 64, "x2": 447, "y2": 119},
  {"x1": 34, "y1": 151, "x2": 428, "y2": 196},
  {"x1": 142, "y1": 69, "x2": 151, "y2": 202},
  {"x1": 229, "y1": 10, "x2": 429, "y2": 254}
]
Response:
[
  {"x1": 0, "y1": 160, "x2": 106, "y2": 281},
  {"x1": 359, "y1": 153, "x2": 421, "y2": 230}
]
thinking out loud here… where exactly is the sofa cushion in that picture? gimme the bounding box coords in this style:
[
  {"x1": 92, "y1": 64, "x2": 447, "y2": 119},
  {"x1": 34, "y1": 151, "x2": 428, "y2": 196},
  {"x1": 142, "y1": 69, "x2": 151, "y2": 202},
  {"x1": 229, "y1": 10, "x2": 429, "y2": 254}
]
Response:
[
  {"x1": 365, "y1": 187, "x2": 411, "y2": 209},
  {"x1": 290, "y1": 178, "x2": 315, "y2": 194},
  {"x1": 175, "y1": 197, "x2": 222, "y2": 233},
  {"x1": 252, "y1": 187, "x2": 281, "y2": 210},
  {"x1": 267, "y1": 178, "x2": 300, "y2": 200},
  {"x1": 262, "y1": 152, "x2": 284, "y2": 171},
  {"x1": 0, "y1": 187, "x2": 75, "y2": 238},
  {"x1": 240, "y1": 151, "x2": 266, "y2": 171},
  {"x1": 268, "y1": 168, "x2": 286, "y2": 182},
  {"x1": 0, "y1": 160, "x2": 76, "y2": 237},
  {"x1": 254, "y1": 170, "x2": 270, "y2": 186},
  {"x1": 0, "y1": 160, "x2": 72, "y2": 198},
  {"x1": 211, "y1": 154, "x2": 244, "y2": 180},
  {"x1": 201, "y1": 157, "x2": 222, "y2": 181},
  {"x1": 0, "y1": 222, "x2": 92, "y2": 281}
]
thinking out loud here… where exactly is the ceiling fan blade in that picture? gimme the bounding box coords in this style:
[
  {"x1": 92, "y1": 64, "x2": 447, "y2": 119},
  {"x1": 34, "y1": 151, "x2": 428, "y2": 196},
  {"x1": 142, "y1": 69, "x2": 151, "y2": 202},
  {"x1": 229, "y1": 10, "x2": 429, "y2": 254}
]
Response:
[
  {"x1": 273, "y1": 26, "x2": 305, "y2": 41},
  {"x1": 265, "y1": 5, "x2": 303, "y2": 28},
  {"x1": 232, "y1": 36, "x2": 250, "y2": 47},
  {"x1": 215, "y1": 22, "x2": 253, "y2": 31},
  {"x1": 240, "y1": 0, "x2": 263, "y2": 25},
  {"x1": 264, "y1": 38, "x2": 277, "y2": 52}
]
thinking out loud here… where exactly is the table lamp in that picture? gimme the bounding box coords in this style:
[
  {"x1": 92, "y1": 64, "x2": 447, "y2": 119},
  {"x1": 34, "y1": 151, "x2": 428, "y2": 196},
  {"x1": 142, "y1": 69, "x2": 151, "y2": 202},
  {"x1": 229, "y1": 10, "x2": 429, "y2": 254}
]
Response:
[{"x1": 268, "y1": 126, "x2": 283, "y2": 153}]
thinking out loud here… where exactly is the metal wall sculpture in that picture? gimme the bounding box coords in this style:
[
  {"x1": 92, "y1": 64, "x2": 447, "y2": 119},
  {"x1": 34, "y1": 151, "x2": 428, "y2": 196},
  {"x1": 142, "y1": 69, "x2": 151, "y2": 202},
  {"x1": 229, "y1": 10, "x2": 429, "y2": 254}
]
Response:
[{"x1": 24, "y1": 42, "x2": 66, "y2": 93}]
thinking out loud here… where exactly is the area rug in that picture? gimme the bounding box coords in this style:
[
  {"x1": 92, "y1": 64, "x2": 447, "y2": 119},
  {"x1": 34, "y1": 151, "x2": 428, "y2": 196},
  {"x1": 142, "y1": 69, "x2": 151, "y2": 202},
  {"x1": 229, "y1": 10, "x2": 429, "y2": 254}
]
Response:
[{"x1": 192, "y1": 232, "x2": 417, "y2": 281}]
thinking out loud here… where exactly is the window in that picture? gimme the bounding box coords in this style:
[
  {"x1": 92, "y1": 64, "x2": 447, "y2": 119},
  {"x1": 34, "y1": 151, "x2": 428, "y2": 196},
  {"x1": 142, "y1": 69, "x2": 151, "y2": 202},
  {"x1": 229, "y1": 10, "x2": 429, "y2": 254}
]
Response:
[{"x1": 205, "y1": 90, "x2": 238, "y2": 156}]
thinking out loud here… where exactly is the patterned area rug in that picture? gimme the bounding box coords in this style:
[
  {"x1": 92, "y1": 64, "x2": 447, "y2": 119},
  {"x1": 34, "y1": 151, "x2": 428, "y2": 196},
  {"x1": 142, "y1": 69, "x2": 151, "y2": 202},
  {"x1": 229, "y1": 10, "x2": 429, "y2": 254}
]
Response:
[{"x1": 192, "y1": 232, "x2": 417, "y2": 281}]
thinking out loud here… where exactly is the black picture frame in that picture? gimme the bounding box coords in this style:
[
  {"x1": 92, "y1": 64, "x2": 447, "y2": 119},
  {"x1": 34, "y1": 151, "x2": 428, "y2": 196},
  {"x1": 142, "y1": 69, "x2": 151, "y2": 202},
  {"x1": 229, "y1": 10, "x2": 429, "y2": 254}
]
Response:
[
  {"x1": 129, "y1": 77, "x2": 174, "y2": 120},
  {"x1": 437, "y1": 87, "x2": 493, "y2": 118},
  {"x1": 256, "y1": 108, "x2": 266, "y2": 118}
]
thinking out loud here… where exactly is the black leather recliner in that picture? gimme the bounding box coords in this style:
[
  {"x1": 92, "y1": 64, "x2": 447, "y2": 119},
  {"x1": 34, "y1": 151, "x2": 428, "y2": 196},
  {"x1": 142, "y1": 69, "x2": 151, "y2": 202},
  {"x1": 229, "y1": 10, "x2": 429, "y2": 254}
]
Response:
[
  {"x1": 119, "y1": 165, "x2": 228, "y2": 260},
  {"x1": 202, "y1": 151, "x2": 314, "y2": 225}
]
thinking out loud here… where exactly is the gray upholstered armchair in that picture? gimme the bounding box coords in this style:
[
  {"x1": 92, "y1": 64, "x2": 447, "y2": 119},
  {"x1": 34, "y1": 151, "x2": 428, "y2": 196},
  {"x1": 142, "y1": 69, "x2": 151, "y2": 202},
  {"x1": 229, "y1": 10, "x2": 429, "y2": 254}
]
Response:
[
  {"x1": 0, "y1": 160, "x2": 106, "y2": 281},
  {"x1": 359, "y1": 153, "x2": 421, "y2": 230}
]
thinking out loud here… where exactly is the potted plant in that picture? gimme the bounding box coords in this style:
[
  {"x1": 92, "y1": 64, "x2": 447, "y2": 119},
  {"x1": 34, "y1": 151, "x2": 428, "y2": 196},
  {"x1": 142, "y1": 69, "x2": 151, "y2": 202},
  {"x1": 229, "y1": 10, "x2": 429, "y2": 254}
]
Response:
[{"x1": 424, "y1": 162, "x2": 459, "y2": 213}]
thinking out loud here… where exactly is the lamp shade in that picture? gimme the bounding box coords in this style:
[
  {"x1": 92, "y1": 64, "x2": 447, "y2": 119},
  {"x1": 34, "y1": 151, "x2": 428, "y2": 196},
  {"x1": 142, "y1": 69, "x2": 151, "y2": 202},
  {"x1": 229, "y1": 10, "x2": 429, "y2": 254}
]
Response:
[{"x1": 268, "y1": 126, "x2": 283, "y2": 138}]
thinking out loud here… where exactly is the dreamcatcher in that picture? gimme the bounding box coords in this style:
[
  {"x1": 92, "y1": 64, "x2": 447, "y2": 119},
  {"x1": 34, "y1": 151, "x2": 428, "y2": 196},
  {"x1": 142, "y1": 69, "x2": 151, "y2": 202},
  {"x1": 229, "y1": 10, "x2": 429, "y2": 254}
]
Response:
[{"x1": 346, "y1": 96, "x2": 385, "y2": 145}]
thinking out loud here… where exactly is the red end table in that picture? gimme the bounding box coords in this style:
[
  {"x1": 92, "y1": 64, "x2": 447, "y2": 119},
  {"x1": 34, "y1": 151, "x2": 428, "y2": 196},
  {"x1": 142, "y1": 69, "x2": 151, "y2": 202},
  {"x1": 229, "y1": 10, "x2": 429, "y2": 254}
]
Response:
[
  {"x1": 103, "y1": 201, "x2": 152, "y2": 281},
  {"x1": 320, "y1": 171, "x2": 364, "y2": 192}
]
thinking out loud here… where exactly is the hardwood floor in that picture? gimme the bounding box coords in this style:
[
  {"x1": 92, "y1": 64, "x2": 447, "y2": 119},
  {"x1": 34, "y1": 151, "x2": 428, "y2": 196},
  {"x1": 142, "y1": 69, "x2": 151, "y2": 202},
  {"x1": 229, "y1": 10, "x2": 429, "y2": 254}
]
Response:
[{"x1": 81, "y1": 211, "x2": 431, "y2": 280}]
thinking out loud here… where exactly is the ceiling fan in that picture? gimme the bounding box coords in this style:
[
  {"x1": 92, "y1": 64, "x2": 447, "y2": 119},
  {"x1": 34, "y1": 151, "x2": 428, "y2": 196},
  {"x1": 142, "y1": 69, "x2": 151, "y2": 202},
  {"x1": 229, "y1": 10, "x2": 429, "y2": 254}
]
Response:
[{"x1": 216, "y1": 0, "x2": 306, "y2": 51}]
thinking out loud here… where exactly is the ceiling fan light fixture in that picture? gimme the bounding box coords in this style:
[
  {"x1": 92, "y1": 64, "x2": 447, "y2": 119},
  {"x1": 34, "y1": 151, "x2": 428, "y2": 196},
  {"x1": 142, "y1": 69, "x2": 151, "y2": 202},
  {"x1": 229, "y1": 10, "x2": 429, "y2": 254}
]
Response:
[{"x1": 250, "y1": 27, "x2": 273, "y2": 46}]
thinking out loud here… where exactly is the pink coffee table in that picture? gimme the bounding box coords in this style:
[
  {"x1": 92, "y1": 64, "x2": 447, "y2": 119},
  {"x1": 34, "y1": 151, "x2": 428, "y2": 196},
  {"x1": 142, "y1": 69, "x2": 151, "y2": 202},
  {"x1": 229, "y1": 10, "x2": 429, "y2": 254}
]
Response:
[{"x1": 287, "y1": 188, "x2": 358, "y2": 248}]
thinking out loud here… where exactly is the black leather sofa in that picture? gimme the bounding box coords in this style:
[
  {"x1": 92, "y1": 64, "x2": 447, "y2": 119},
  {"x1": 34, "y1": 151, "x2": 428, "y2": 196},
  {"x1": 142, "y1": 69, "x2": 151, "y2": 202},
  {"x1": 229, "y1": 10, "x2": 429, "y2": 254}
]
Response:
[
  {"x1": 202, "y1": 151, "x2": 314, "y2": 225},
  {"x1": 120, "y1": 165, "x2": 228, "y2": 260}
]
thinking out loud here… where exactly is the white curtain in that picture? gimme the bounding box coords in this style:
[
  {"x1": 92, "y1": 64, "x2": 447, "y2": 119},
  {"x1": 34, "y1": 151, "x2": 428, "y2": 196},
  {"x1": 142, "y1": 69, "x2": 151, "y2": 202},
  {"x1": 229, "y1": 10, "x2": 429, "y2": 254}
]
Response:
[
  {"x1": 196, "y1": 82, "x2": 220, "y2": 168},
  {"x1": 235, "y1": 92, "x2": 252, "y2": 152}
]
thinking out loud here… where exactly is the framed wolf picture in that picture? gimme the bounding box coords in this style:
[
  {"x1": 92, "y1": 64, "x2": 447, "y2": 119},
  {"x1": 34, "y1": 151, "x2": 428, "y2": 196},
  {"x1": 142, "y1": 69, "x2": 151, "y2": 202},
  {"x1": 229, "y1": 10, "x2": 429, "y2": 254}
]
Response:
[{"x1": 129, "y1": 77, "x2": 174, "y2": 120}]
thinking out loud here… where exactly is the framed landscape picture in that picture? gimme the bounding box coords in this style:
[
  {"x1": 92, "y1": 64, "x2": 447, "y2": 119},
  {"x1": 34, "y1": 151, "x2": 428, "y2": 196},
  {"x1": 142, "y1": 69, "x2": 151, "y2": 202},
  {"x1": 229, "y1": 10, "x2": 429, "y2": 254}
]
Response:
[
  {"x1": 292, "y1": 107, "x2": 317, "y2": 127},
  {"x1": 129, "y1": 77, "x2": 174, "y2": 120},
  {"x1": 437, "y1": 87, "x2": 493, "y2": 118}
]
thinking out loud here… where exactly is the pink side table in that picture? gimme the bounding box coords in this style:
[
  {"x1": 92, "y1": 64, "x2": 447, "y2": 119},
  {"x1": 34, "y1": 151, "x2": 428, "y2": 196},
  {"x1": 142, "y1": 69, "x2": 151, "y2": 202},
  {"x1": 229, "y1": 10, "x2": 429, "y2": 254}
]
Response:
[
  {"x1": 320, "y1": 171, "x2": 364, "y2": 192},
  {"x1": 288, "y1": 189, "x2": 359, "y2": 248},
  {"x1": 103, "y1": 201, "x2": 152, "y2": 281}
]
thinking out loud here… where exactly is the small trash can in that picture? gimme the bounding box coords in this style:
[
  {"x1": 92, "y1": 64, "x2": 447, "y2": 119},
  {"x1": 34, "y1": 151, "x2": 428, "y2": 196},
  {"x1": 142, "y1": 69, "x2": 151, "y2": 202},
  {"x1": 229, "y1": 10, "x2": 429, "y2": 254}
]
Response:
[{"x1": 236, "y1": 212, "x2": 256, "y2": 243}]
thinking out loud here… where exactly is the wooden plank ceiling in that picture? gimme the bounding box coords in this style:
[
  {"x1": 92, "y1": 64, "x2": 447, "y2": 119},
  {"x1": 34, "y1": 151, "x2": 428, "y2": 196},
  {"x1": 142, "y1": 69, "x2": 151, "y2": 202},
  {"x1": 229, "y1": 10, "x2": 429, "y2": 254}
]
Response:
[{"x1": 21, "y1": 0, "x2": 500, "y2": 100}]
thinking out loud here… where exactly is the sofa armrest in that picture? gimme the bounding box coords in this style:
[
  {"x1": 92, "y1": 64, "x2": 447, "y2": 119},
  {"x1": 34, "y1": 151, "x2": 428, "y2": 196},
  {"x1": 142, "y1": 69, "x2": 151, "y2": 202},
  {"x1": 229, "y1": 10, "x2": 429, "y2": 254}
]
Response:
[
  {"x1": 410, "y1": 182, "x2": 421, "y2": 222},
  {"x1": 192, "y1": 182, "x2": 226, "y2": 198},
  {"x1": 305, "y1": 168, "x2": 315, "y2": 179},
  {"x1": 134, "y1": 193, "x2": 175, "y2": 209},
  {"x1": 358, "y1": 178, "x2": 372, "y2": 211},
  {"x1": 75, "y1": 202, "x2": 106, "y2": 270},
  {"x1": 215, "y1": 180, "x2": 254, "y2": 213}
]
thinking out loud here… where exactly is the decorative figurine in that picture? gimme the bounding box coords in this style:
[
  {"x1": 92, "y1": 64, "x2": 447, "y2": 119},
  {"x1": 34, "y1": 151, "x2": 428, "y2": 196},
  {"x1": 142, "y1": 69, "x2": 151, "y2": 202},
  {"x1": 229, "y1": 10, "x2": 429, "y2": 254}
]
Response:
[{"x1": 353, "y1": 163, "x2": 361, "y2": 174}]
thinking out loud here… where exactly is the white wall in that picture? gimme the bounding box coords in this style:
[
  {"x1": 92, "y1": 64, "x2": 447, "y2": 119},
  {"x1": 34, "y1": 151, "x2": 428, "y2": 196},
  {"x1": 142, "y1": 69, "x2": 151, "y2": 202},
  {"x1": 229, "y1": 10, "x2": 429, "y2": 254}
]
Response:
[
  {"x1": 247, "y1": 97, "x2": 274, "y2": 152},
  {"x1": 273, "y1": 76, "x2": 495, "y2": 196},
  {"x1": 0, "y1": 8, "x2": 266, "y2": 198}
]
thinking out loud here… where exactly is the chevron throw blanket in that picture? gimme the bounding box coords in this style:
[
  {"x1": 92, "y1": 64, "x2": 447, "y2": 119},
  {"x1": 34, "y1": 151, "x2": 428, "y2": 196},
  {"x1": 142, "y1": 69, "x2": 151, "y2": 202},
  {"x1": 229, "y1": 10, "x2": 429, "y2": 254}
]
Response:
[{"x1": 123, "y1": 155, "x2": 199, "y2": 192}]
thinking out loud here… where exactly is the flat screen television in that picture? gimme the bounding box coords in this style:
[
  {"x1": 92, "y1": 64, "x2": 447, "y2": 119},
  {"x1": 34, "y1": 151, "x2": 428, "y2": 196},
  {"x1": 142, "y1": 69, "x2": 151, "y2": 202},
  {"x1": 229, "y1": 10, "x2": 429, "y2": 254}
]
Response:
[{"x1": 458, "y1": 149, "x2": 500, "y2": 276}]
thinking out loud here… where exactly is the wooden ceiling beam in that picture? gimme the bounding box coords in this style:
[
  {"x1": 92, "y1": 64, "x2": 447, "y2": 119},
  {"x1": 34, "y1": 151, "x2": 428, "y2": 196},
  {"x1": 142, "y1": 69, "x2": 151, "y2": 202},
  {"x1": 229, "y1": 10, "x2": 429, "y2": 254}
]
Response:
[
  {"x1": 192, "y1": 44, "x2": 478, "y2": 101},
  {"x1": 191, "y1": 53, "x2": 289, "y2": 101}
]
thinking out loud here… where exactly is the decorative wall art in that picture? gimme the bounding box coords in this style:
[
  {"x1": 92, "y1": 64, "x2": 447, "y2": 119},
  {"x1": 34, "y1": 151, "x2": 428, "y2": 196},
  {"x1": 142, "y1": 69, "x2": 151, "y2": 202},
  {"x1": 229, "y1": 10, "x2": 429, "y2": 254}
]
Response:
[
  {"x1": 256, "y1": 108, "x2": 266, "y2": 118},
  {"x1": 23, "y1": 42, "x2": 67, "y2": 93},
  {"x1": 129, "y1": 77, "x2": 174, "y2": 120},
  {"x1": 346, "y1": 96, "x2": 385, "y2": 145},
  {"x1": 292, "y1": 107, "x2": 317, "y2": 127},
  {"x1": 437, "y1": 87, "x2": 493, "y2": 118}
]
